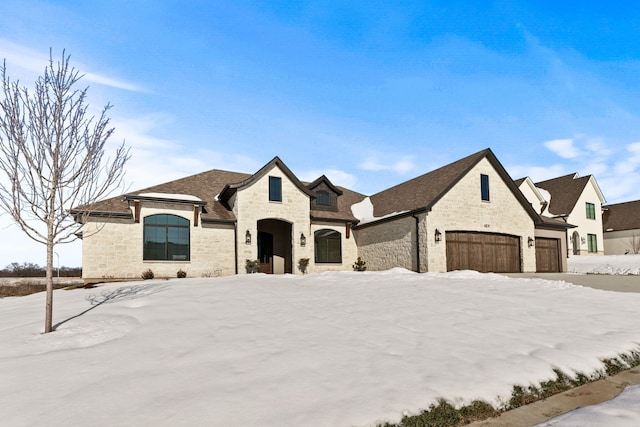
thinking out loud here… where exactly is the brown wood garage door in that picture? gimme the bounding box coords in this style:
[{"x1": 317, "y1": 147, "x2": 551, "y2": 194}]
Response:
[
  {"x1": 446, "y1": 231, "x2": 521, "y2": 273},
  {"x1": 535, "y1": 237, "x2": 561, "y2": 272}
]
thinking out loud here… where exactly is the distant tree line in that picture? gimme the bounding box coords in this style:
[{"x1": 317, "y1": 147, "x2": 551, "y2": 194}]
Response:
[{"x1": 0, "y1": 262, "x2": 81, "y2": 278}]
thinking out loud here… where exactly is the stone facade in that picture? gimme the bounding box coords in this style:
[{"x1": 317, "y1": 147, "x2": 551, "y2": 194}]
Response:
[
  {"x1": 82, "y1": 202, "x2": 236, "y2": 281},
  {"x1": 356, "y1": 159, "x2": 536, "y2": 273}
]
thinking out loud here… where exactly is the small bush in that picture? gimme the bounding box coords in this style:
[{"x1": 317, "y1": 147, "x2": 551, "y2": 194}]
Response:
[
  {"x1": 298, "y1": 258, "x2": 310, "y2": 274},
  {"x1": 245, "y1": 259, "x2": 260, "y2": 274},
  {"x1": 141, "y1": 269, "x2": 154, "y2": 280},
  {"x1": 177, "y1": 269, "x2": 187, "y2": 278},
  {"x1": 352, "y1": 257, "x2": 367, "y2": 271}
]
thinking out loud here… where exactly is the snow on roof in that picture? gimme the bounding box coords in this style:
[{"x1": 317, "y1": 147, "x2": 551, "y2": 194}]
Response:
[
  {"x1": 138, "y1": 192, "x2": 203, "y2": 202},
  {"x1": 351, "y1": 196, "x2": 409, "y2": 225},
  {"x1": 536, "y1": 186, "x2": 553, "y2": 216}
]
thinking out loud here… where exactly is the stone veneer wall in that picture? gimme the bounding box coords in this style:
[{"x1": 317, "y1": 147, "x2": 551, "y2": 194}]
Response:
[
  {"x1": 232, "y1": 165, "x2": 313, "y2": 274},
  {"x1": 355, "y1": 158, "x2": 536, "y2": 273},
  {"x1": 82, "y1": 201, "x2": 236, "y2": 282},
  {"x1": 354, "y1": 216, "x2": 417, "y2": 271},
  {"x1": 425, "y1": 158, "x2": 536, "y2": 272},
  {"x1": 308, "y1": 222, "x2": 359, "y2": 273}
]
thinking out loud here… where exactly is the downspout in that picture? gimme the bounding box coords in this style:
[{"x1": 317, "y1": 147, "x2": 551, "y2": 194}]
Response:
[
  {"x1": 412, "y1": 214, "x2": 421, "y2": 273},
  {"x1": 233, "y1": 222, "x2": 238, "y2": 274}
]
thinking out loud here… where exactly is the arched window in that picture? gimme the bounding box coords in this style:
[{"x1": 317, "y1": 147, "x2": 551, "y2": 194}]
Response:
[
  {"x1": 314, "y1": 229, "x2": 342, "y2": 263},
  {"x1": 143, "y1": 214, "x2": 190, "y2": 261},
  {"x1": 316, "y1": 190, "x2": 331, "y2": 206}
]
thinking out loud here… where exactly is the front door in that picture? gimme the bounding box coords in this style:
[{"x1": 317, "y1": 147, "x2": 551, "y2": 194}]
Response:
[{"x1": 258, "y1": 231, "x2": 273, "y2": 273}]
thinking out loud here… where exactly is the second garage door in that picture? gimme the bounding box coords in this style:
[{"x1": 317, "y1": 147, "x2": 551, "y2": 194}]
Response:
[
  {"x1": 446, "y1": 231, "x2": 521, "y2": 273},
  {"x1": 535, "y1": 237, "x2": 561, "y2": 272}
]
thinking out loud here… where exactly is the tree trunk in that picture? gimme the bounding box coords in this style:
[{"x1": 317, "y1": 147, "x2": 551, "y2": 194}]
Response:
[{"x1": 45, "y1": 229, "x2": 54, "y2": 333}]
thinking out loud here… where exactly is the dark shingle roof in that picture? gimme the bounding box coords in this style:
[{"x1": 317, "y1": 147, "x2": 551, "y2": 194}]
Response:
[
  {"x1": 603, "y1": 200, "x2": 640, "y2": 232},
  {"x1": 534, "y1": 173, "x2": 590, "y2": 217},
  {"x1": 76, "y1": 163, "x2": 366, "y2": 224},
  {"x1": 367, "y1": 148, "x2": 539, "y2": 224}
]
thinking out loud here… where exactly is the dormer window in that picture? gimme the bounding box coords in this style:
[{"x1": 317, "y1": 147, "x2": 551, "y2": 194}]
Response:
[
  {"x1": 317, "y1": 190, "x2": 331, "y2": 206},
  {"x1": 269, "y1": 176, "x2": 282, "y2": 202}
]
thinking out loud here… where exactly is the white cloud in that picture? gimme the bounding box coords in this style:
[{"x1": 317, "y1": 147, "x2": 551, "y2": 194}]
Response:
[
  {"x1": 298, "y1": 169, "x2": 357, "y2": 189},
  {"x1": 543, "y1": 138, "x2": 583, "y2": 159},
  {"x1": 359, "y1": 155, "x2": 415, "y2": 174},
  {"x1": 507, "y1": 164, "x2": 568, "y2": 183},
  {"x1": 0, "y1": 39, "x2": 144, "y2": 92}
]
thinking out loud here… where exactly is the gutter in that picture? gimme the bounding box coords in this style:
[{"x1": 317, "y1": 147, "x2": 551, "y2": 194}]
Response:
[{"x1": 412, "y1": 214, "x2": 421, "y2": 273}]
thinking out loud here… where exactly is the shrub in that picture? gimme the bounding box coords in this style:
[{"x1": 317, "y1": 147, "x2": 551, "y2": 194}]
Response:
[
  {"x1": 298, "y1": 258, "x2": 310, "y2": 274},
  {"x1": 141, "y1": 269, "x2": 154, "y2": 280},
  {"x1": 245, "y1": 259, "x2": 260, "y2": 274},
  {"x1": 352, "y1": 257, "x2": 367, "y2": 271},
  {"x1": 177, "y1": 269, "x2": 187, "y2": 278}
]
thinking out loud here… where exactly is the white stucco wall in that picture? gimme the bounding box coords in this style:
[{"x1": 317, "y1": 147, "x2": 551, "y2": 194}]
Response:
[
  {"x1": 82, "y1": 202, "x2": 236, "y2": 282},
  {"x1": 567, "y1": 180, "x2": 605, "y2": 256},
  {"x1": 603, "y1": 229, "x2": 640, "y2": 255}
]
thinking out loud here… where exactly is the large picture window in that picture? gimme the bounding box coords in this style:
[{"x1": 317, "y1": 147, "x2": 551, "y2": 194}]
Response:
[
  {"x1": 144, "y1": 214, "x2": 190, "y2": 261},
  {"x1": 314, "y1": 229, "x2": 342, "y2": 263}
]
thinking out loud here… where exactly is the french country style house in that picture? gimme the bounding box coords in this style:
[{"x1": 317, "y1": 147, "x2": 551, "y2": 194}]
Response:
[
  {"x1": 516, "y1": 173, "x2": 605, "y2": 257},
  {"x1": 73, "y1": 148, "x2": 573, "y2": 282}
]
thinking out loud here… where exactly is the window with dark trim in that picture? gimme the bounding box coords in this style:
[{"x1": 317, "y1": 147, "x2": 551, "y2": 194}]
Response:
[
  {"x1": 269, "y1": 176, "x2": 282, "y2": 202},
  {"x1": 316, "y1": 190, "x2": 331, "y2": 206},
  {"x1": 143, "y1": 214, "x2": 190, "y2": 261},
  {"x1": 481, "y1": 174, "x2": 490, "y2": 201},
  {"x1": 314, "y1": 229, "x2": 342, "y2": 263},
  {"x1": 587, "y1": 234, "x2": 597, "y2": 253},
  {"x1": 586, "y1": 202, "x2": 596, "y2": 220}
]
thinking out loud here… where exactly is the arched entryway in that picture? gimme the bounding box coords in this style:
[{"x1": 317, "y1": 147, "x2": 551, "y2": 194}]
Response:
[
  {"x1": 257, "y1": 219, "x2": 292, "y2": 274},
  {"x1": 572, "y1": 231, "x2": 580, "y2": 256}
]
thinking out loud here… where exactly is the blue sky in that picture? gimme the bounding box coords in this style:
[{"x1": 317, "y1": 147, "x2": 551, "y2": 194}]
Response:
[{"x1": 2, "y1": 1, "x2": 640, "y2": 267}]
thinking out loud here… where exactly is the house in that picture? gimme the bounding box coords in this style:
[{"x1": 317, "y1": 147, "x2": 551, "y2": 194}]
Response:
[
  {"x1": 602, "y1": 200, "x2": 640, "y2": 254},
  {"x1": 517, "y1": 173, "x2": 606, "y2": 257},
  {"x1": 74, "y1": 148, "x2": 573, "y2": 282}
]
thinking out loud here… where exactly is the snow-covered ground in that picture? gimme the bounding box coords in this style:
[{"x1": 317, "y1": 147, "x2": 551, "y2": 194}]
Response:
[
  {"x1": 568, "y1": 254, "x2": 640, "y2": 275},
  {"x1": 1, "y1": 267, "x2": 640, "y2": 426}
]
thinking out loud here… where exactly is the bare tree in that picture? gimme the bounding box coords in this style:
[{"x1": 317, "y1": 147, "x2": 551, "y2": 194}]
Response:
[
  {"x1": 0, "y1": 50, "x2": 129, "y2": 333},
  {"x1": 625, "y1": 233, "x2": 640, "y2": 255}
]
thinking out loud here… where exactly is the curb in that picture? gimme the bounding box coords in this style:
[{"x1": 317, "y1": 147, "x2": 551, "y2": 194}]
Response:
[{"x1": 467, "y1": 368, "x2": 640, "y2": 426}]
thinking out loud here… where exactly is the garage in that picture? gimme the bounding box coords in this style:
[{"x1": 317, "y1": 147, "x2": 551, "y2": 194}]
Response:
[
  {"x1": 446, "y1": 231, "x2": 521, "y2": 273},
  {"x1": 535, "y1": 237, "x2": 561, "y2": 272}
]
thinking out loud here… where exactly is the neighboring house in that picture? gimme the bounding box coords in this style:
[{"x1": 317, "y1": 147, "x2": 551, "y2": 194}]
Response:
[
  {"x1": 602, "y1": 200, "x2": 640, "y2": 255},
  {"x1": 517, "y1": 173, "x2": 606, "y2": 257},
  {"x1": 73, "y1": 148, "x2": 573, "y2": 282}
]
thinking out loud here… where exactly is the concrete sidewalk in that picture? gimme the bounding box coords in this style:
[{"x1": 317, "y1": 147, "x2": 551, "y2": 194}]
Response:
[
  {"x1": 467, "y1": 368, "x2": 640, "y2": 426},
  {"x1": 504, "y1": 272, "x2": 640, "y2": 293},
  {"x1": 470, "y1": 273, "x2": 640, "y2": 426}
]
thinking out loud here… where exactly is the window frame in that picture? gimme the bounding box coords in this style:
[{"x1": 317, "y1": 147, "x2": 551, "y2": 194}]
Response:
[
  {"x1": 314, "y1": 229, "x2": 342, "y2": 263},
  {"x1": 143, "y1": 214, "x2": 190, "y2": 261},
  {"x1": 585, "y1": 202, "x2": 596, "y2": 220},
  {"x1": 587, "y1": 233, "x2": 598, "y2": 253},
  {"x1": 480, "y1": 174, "x2": 490, "y2": 201},
  {"x1": 269, "y1": 176, "x2": 282, "y2": 202}
]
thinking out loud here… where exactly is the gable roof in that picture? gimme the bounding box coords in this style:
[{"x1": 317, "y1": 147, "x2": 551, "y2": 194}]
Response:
[
  {"x1": 218, "y1": 156, "x2": 316, "y2": 203},
  {"x1": 307, "y1": 175, "x2": 344, "y2": 195},
  {"x1": 535, "y1": 173, "x2": 606, "y2": 217},
  {"x1": 603, "y1": 200, "x2": 640, "y2": 232},
  {"x1": 364, "y1": 148, "x2": 540, "y2": 224},
  {"x1": 74, "y1": 159, "x2": 366, "y2": 224}
]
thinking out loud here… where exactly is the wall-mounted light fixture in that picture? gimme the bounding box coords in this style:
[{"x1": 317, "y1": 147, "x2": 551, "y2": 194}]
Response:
[
  {"x1": 581, "y1": 237, "x2": 586, "y2": 244},
  {"x1": 245, "y1": 230, "x2": 251, "y2": 245},
  {"x1": 528, "y1": 236, "x2": 534, "y2": 247},
  {"x1": 434, "y1": 228, "x2": 442, "y2": 242},
  {"x1": 300, "y1": 233, "x2": 307, "y2": 247}
]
